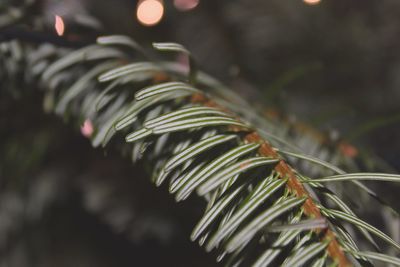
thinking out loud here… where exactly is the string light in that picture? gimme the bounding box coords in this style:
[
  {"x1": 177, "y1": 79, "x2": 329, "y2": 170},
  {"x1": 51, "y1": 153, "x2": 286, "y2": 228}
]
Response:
[
  {"x1": 54, "y1": 15, "x2": 65, "y2": 36},
  {"x1": 303, "y1": 0, "x2": 321, "y2": 5},
  {"x1": 136, "y1": 0, "x2": 164, "y2": 26},
  {"x1": 173, "y1": 0, "x2": 199, "y2": 11}
]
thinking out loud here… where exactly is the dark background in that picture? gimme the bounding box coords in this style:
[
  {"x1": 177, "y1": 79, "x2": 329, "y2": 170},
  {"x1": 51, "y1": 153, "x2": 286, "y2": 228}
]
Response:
[{"x1": 1, "y1": 0, "x2": 399, "y2": 266}]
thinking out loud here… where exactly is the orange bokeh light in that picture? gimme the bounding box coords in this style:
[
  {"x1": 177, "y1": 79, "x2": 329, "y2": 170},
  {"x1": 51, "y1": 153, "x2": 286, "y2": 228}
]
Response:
[
  {"x1": 137, "y1": 0, "x2": 164, "y2": 26},
  {"x1": 54, "y1": 15, "x2": 65, "y2": 36},
  {"x1": 303, "y1": 0, "x2": 321, "y2": 5}
]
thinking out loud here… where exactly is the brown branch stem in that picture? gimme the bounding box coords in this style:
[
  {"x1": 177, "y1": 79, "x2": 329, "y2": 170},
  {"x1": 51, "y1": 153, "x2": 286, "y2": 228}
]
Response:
[{"x1": 191, "y1": 93, "x2": 351, "y2": 267}]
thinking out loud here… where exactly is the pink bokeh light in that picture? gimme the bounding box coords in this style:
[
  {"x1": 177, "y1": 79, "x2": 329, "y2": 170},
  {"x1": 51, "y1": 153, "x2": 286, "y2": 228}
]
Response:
[
  {"x1": 80, "y1": 119, "x2": 94, "y2": 138},
  {"x1": 174, "y1": 0, "x2": 199, "y2": 11},
  {"x1": 54, "y1": 15, "x2": 65, "y2": 36}
]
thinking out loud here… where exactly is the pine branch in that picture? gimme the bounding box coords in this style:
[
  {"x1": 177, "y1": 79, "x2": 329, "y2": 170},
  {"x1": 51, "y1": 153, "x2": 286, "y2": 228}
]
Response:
[
  {"x1": 189, "y1": 93, "x2": 350, "y2": 265},
  {"x1": 1, "y1": 4, "x2": 400, "y2": 266}
]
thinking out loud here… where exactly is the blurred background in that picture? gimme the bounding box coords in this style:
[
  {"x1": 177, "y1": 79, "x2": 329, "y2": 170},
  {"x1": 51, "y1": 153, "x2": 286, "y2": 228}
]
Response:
[{"x1": 1, "y1": 0, "x2": 400, "y2": 266}]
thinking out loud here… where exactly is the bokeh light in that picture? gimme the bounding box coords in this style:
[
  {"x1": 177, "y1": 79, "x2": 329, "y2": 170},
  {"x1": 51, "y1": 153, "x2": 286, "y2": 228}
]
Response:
[
  {"x1": 173, "y1": 0, "x2": 199, "y2": 11},
  {"x1": 339, "y1": 142, "x2": 359, "y2": 158},
  {"x1": 136, "y1": 0, "x2": 164, "y2": 26},
  {"x1": 54, "y1": 15, "x2": 65, "y2": 36},
  {"x1": 303, "y1": 0, "x2": 321, "y2": 5},
  {"x1": 80, "y1": 119, "x2": 94, "y2": 138}
]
